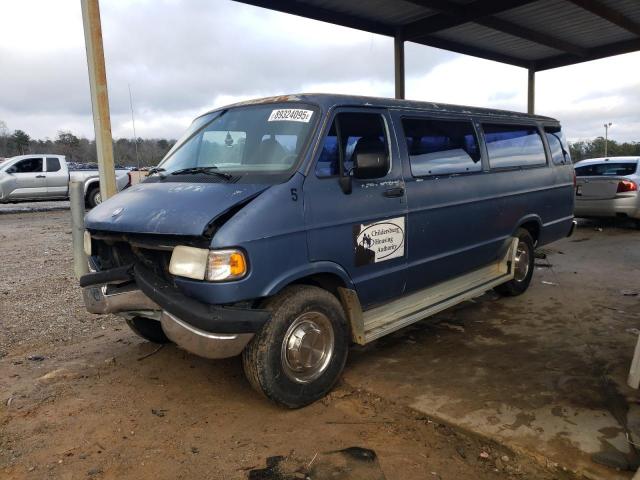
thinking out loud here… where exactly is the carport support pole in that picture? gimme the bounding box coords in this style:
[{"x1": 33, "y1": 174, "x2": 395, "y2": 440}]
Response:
[
  {"x1": 70, "y1": 181, "x2": 89, "y2": 280},
  {"x1": 628, "y1": 334, "x2": 640, "y2": 389},
  {"x1": 394, "y1": 32, "x2": 405, "y2": 100},
  {"x1": 527, "y1": 67, "x2": 535, "y2": 115},
  {"x1": 81, "y1": 0, "x2": 117, "y2": 201}
]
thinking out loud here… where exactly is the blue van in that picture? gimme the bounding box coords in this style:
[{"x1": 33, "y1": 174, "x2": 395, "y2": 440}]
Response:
[{"x1": 80, "y1": 94, "x2": 576, "y2": 407}]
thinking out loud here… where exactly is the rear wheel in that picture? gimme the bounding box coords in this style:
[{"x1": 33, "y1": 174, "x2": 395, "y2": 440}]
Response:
[
  {"x1": 125, "y1": 316, "x2": 171, "y2": 344},
  {"x1": 494, "y1": 228, "x2": 535, "y2": 297},
  {"x1": 86, "y1": 186, "x2": 102, "y2": 209},
  {"x1": 242, "y1": 285, "x2": 349, "y2": 408}
]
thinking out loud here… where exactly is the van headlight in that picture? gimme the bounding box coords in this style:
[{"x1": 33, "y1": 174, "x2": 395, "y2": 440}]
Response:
[{"x1": 169, "y1": 246, "x2": 247, "y2": 282}]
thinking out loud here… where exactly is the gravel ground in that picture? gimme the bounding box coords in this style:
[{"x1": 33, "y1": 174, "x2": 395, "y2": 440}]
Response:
[
  {"x1": 0, "y1": 201, "x2": 70, "y2": 215},
  {"x1": 0, "y1": 210, "x2": 117, "y2": 356}
]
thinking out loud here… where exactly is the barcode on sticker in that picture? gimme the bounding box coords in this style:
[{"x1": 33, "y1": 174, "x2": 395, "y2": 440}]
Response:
[{"x1": 268, "y1": 109, "x2": 313, "y2": 123}]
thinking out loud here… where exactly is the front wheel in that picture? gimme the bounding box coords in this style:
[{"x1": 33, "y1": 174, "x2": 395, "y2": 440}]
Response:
[
  {"x1": 494, "y1": 228, "x2": 535, "y2": 297},
  {"x1": 242, "y1": 285, "x2": 349, "y2": 408}
]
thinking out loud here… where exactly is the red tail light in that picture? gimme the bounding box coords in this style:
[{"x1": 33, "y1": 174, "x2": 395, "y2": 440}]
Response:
[
  {"x1": 573, "y1": 170, "x2": 576, "y2": 187},
  {"x1": 127, "y1": 172, "x2": 132, "y2": 187},
  {"x1": 617, "y1": 180, "x2": 637, "y2": 193}
]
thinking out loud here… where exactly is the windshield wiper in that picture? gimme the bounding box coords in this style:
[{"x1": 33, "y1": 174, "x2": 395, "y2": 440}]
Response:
[
  {"x1": 169, "y1": 166, "x2": 232, "y2": 180},
  {"x1": 147, "y1": 166, "x2": 166, "y2": 176}
]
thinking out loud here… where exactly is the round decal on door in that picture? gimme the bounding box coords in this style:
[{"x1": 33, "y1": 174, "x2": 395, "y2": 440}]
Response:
[{"x1": 353, "y1": 217, "x2": 405, "y2": 267}]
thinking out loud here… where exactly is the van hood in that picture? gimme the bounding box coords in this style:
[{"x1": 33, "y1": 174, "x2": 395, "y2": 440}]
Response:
[{"x1": 85, "y1": 181, "x2": 269, "y2": 236}]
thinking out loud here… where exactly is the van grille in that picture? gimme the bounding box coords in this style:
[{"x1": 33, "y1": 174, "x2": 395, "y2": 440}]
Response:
[{"x1": 92, "y1": 238, "x2": 174, "y2": 283}]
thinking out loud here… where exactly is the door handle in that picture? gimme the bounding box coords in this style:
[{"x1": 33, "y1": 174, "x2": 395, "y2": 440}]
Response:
[
  {"x1": 383, "y1": 187, "x2": 404, "y2": 198},
  {"x1": 36, "y1": 175, "x2": 46, "y2": 178}
]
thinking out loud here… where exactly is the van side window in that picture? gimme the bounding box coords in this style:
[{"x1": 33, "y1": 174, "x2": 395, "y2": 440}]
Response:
[
  {"x1": 46, "y1": 157, "x2": 61, "y2": 172},
  {"x1": 483, "y1": 124, "x2": 546, "y2": 169},
  {"x1": 544, "y1": 127, "x2": 571, "y2": 165},
  {"x1": 316, "y1": 112, "x2": 389, "y2": 178},
  {"x1": 402, "y1": 118, "x2": 481, "y2": 176}
]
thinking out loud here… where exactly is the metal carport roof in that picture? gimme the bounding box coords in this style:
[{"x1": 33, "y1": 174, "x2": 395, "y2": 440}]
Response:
[{"x1": 234, "y1": 0, "x2": 640, "y2": 71}]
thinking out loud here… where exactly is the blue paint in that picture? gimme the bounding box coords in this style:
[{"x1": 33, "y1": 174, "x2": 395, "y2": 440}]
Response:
[{"x1": 85, "y1": 94, "x2": 574, "y2": 313}]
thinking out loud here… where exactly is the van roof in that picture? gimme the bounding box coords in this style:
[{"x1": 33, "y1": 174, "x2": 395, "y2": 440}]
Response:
[
  {"x1": 575, "y1": 156, "x2": 640, "y2": 166},
  {"x1": 206, "y1": 93, "x2": 558, "y2": 123}
]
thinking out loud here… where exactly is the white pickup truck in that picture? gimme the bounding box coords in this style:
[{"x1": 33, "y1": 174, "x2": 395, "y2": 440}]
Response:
[{"x1": 0, "y1": 154, "x2": 130, "y2": 207}]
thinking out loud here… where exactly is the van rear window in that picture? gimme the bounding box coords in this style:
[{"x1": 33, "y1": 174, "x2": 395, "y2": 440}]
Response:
[
  {"x1": 402, "y1": 118, "x2": 481, "y2": 176},
  {"x1": 575, "y1": 162, "x2": 638, "y2": 176},
  {"x1": 483, "y1": 124, "x2": 546, "y2": 169},
  {"x1": 544, "y1": 127, "x2": 571, "y2": 165}
]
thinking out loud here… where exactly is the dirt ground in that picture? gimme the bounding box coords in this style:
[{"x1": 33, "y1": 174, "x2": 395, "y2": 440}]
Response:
[
  {"x1": 0, "y1": 207, "x2": 636, "y2": 480},
  {"x1": 0, "y1": 210, "x2": 570, "y2": 480},
  {"x1": 344, "y1": 217, "x2": 640, "y2": 479}
]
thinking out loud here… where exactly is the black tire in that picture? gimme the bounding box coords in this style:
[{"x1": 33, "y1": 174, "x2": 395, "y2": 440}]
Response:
[
  {"x1": 494, "y1": 228, "x2": 535, "y2": 297},
  {"x1": 242, "y1": 285, "x2": 349, "y2": 408},
  {"x1": 125, "y1": 316, "x2": 171, "y2": 344},
  {"x1": 86, "y1": 186, "x2": 102, "y2": 209}
]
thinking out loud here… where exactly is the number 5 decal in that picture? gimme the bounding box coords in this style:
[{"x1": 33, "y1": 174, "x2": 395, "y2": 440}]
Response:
[{"x1": 290, "y1": 188, "x2": 298, "y2": 201}]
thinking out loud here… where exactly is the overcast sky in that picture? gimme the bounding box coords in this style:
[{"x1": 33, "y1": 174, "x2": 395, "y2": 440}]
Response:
[{"x1": 0, "y1": 0, "x2": 638, "y2": 143}]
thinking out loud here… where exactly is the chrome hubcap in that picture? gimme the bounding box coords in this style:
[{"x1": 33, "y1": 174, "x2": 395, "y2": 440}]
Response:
[
  {"x1": 95, "y1": 192, "x2": 102, "y2": 204},
  {"x1": 514, "y1": 240, "x2": 530, "y2": 282},
  {"x1": 281, "y1": 311, "x2": 334, "y2": 384}
]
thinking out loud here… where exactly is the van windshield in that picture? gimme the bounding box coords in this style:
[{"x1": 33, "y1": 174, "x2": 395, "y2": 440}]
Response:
[{"x1": 157, "y1": 104, "x2": 318, "y2": 179}]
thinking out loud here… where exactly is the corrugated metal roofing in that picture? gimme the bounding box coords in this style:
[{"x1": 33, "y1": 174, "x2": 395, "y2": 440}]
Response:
[{"x1": 235, "y1": 0, "x2": 640, "y2": 70}]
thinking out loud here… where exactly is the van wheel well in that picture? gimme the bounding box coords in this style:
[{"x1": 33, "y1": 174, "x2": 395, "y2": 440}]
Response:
[
  {"x1": 290, "y1": 273, "x2": 346, "y2": 299},
  {"x1": 519, "y1": 221, "x2": 540, "y2": 245}
]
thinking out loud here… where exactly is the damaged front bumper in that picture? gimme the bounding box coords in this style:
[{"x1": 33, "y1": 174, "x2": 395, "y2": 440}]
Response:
[{"x1": 79, "y1": 264, "x2": 269, "y2": 359}]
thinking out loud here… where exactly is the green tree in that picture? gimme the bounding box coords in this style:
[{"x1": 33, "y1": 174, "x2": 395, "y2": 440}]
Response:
[
  {"x1": 0, "y1": 120, "x2": 8, "y2": 157},
  {"x1": 55, "y1": 131, "x2": 80, "y2": 160},
  {"x1": 10, "y1": 129, "x2": 30, "y2": 155}
]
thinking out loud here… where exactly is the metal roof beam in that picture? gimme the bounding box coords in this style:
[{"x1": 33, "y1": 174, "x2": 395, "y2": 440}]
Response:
[
  {"x1": 412, "y1": 35, "x2": 532, "y2": 68},
  {"x1": 536, "y1": 37, "x2": 640, "y2": 70},
  {"x1": 232, "y1": 0, "x2": 395, "y2": 37},
  {"x1": 405, "y1": 0, "x2": 587, "y2": 57},
  {"x1": 403, "y1": 0, "x2": 536, "y2": 39},
  {"x1": 566, "y1": 0, "x2": 640, "y2": 36},
  {"x1": 477, "y1": 17, "x2": 588, "y2": 57}
]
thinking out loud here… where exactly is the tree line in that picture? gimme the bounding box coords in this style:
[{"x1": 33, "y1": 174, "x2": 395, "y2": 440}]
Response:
[
  {"x1": 1, "y1": 120, "x2": 639, "y2": 166},
  {"x1": 568, "y1": 137, "x2": 640, "y2": 162},
  {"x1": 0, "y1": 121, "x2": 175, "y2": 168}
]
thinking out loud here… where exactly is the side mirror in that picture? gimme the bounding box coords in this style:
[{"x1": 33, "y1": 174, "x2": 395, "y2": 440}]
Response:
[{"x1": 354, "y1": 151, "x2": 388, "y2": 179}]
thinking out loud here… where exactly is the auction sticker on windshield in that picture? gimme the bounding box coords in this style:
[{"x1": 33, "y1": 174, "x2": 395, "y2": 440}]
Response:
[{"x1": 268, "y1": 109, "x2": 314, "y2": 123}]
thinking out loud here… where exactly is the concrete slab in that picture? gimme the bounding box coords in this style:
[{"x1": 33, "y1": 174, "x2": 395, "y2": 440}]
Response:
[{"x1": 344, "y1": 219, "x2": 640, "y2": 479}]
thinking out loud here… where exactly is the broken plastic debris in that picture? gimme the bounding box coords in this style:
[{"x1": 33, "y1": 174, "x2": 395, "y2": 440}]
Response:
[{"x1": 541, "y1": 281, "x2": 558, "y2": 286}]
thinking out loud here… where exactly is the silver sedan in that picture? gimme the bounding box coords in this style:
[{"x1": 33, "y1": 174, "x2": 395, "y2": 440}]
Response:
[{"x1": 574, "y1": 156, "x2": 640, "y2": 224}]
